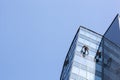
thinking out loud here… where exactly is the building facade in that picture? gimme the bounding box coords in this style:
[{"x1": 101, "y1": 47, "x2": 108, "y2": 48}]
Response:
[{"x1": 60, "y1": 14, "x2": 120, "y2": 80}]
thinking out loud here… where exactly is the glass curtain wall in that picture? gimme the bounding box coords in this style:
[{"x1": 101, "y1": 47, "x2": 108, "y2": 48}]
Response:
[
  {"x1": 61, "y1": 25, "x2": 120, "y2": 80},
  {"x1": 103, "y1": 37, "x2": 120, "y2": 80},
  {"x1": 69, "y1": 27, "x2": 102, "y2": 80}
]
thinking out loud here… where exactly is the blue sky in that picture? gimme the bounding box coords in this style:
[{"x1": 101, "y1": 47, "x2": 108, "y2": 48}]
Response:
[{"x1": 0, "y1": 0, "x2": 120, "y2": 80}]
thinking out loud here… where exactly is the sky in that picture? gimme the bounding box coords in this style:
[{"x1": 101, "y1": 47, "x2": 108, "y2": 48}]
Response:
[{"x1": 0, "y1": 0, "x2": 120, "y2": 80}]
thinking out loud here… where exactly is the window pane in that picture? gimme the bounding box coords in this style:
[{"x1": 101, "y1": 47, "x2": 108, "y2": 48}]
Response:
[{"x1": 72, "y1": 66, "x2": 79, "y2": 75}]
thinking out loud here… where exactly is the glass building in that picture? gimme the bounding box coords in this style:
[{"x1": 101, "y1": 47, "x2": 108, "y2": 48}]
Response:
[{"x1": 60, "y1": 14, "x2": 120, "y2": 80}]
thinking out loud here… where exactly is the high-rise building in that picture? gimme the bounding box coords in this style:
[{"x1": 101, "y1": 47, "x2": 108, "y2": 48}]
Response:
[{"x1": 60, "y1": 14, "x2": 120, "y2": 80}]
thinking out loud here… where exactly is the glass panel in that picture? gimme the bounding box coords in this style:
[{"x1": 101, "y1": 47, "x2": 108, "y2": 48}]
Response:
[
  {"x1": 95, "y1": 76, "x2": 101, "y2": 80},
  {"x1": 87, "y1": 72, "x2": 95, "y2": 80},
  {"x1": 72, "y1": 66, "x2": 79, "y2": 75},
  {"x1": 78, "y1": 37, "x2": 97, "y2": 49},
  {"x1": 96, "y1": 64, "x2": 102, "y2": 72},
  {"x1": 79, "y1": 29, "x2": 97, "y2": 41},
  {"x1": 79, "y1": 69, "x2": 87, "y2": 78},
  {"x1": 76, "y1": 45, "x2": 82, "y2": 52},
  {"x1": 74, "y1": 55, "x2": 87, "y2": 65},
  {"x1": 74, "y1": 55, "x2": 95, "y2": 69},
  {"x1": 86, "y1": 60, "x2": 95, "y2": 69},
  {"x1": 70, "y1": 78, "x2": 74, "y2": 80}
]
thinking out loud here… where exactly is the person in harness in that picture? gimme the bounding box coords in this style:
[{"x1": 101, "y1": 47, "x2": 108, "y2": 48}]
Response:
[
  {"x1": 94, "y1": 50, "x2": 101, "y2": 62},
  {"x1": 106, "y1": 57, "x2": 112, "y2": 67},
  {"x1": 81, "y1": 45, "x2": 89, "y2": 57}
]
